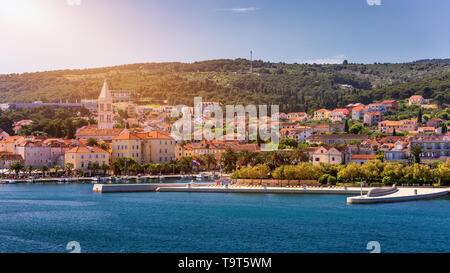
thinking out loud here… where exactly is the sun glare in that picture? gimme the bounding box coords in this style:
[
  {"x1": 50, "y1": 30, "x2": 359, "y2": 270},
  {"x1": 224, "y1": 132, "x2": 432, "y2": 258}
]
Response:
[{"x1": 0, "y1": 0, "x2": 46, "y2": 27}]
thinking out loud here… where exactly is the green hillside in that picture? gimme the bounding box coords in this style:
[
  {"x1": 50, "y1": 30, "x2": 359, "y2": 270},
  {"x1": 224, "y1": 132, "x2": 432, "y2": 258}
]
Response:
[{"x1": 0, "y1": 59, "x2": 448, "y2": 112}]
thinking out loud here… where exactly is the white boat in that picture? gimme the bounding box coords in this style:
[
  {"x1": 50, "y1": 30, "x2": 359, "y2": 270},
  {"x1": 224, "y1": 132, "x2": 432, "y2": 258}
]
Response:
[{"x1": 8, "y1": 180, "x2": 17, "y2": 184}]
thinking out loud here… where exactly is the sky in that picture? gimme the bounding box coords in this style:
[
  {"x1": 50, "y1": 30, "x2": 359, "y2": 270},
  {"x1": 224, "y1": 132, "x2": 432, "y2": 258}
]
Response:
[{"x1": 0, "y1": 0, "x2": 449, "y2": 74}]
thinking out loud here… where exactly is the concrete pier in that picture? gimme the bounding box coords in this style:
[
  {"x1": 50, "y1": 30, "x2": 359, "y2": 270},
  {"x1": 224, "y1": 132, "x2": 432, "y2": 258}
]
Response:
[
  {"x1": 156, "y1": 185, "x2": 368, "y2": 195},
  {"x1": 347, "y1": 187, "x2": 449, "y2": 204},
  {"x1": 93, "y1": 183, "x2": 213, "y2": 193}
]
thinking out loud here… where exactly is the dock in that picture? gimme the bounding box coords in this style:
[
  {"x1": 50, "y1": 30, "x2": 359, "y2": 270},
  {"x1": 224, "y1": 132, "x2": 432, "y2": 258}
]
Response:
[
  {"x1": 347, "y1": 187, "x2": 449, "y2": 204},
  {"x1": 93, "y1": 183, "x2": 370, "y2": 195},
  {"x1": 93, "y1": 183, "x2": 450, "y2": 204}
]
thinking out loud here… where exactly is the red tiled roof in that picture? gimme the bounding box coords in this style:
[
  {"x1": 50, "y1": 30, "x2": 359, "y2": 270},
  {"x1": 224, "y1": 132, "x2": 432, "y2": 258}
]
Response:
[
  {"x1": 66, "y1": 145, "x2": 108, "y2": 154},
  {"x1": 351, "y1": 154, "x2": 376, "y2": 160}
]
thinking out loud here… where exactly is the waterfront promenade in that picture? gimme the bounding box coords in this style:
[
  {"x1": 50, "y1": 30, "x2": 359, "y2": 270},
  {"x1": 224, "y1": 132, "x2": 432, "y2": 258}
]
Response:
[{"x1": 92, "y1": 182, "x2": 450, "y2": 204}]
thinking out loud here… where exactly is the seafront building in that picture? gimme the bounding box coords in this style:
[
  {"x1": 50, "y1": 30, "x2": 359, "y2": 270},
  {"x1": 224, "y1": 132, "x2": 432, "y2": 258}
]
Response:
[
  {"x1": 112, "y1": 130, "x2": 176, "y2": 164},
  {"x1": 65, "y1": 145, "x2": 110, "y2": 171}
]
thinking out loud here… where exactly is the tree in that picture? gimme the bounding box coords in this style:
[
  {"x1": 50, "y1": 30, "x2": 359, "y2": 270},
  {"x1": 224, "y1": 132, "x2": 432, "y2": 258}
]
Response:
[
  {"x1": 26, "y1": 165, "x2": 35, "y2": 176},
  {"x1": 101, "y1": 163, "x2": 110, "y2": 176},
  {"x1": 442, "y1": 123, "x2": 448, "y2": 134},
  {"x1": 89, "y1": 162, "x2": 100, "y2": 176},
  {"x1": 375, "y1": 151, "x2": 385, "y2": 162},
  {"x1": 10, "y1": 162, "x2": 24, "y2": 177},
  {"x1": 289, "y1": 147, "x2": 309, "y2": 163},
  {"x1": 418, "y1": 108, "x2": 423, "y2": 124},
  {"x1": 201, "y1": 154, "x2": 217, "y2": 171},
  {"x1": 392, "y1": 128, "x2": 397, "y2": 136},
  {"x1": 39, "y1": 164, "x2": 49, "y2": 177},
  {"x1": 337, "y1": 163, "x2": 362, "y2": 183},
  {"x1": 65, "y1": 162, "x2": 74, "y2": 176},
  {"x1": 220, "y1": 148, "x2": 238, "y2": 173},
  {"x1": 53, "y1": 165, "x2": 61, "y2": 177},
  {"x1": 344, "y1": 119, "x2": 349, "y2": 133},
  {"x1": 99, "y1": 142, "x2": 110, "y2": 151},
  {"x1": 410, "y1": 144, "x2": 424, "y2": 164},
  {"x1": 360, "y1": 160, "x2": 385, "y2": 183},
  {"x1": 86, "y1": 138, "x2": 99, "y2": 147},
  {"x1": 76, "y1": 169, "x2": 84, "y2": 177},
  {"x1": 279, "y1": 138, "x2": 298, "y2": 149}
]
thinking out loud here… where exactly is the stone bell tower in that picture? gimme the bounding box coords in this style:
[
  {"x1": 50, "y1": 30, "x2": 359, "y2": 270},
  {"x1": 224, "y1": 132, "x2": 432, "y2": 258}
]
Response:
[{"x1": 97, "y1": 79, "x2": 113, "y2": 129}]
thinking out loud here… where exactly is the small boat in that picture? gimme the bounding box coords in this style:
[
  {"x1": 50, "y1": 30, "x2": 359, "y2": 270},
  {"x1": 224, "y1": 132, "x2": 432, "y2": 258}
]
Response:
[{"x1": 8, "y1": 180, "x2": 17, "y2": 184}]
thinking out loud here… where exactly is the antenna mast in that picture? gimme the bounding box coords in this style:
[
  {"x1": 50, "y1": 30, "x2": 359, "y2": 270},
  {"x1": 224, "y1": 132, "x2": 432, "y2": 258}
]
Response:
[{"x1": 250, "y1": 50, "x2": 253, "y2": 73}]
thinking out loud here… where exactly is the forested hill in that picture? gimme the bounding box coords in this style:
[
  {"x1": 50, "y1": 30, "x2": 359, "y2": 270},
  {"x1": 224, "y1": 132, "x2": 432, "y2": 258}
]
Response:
[{"x1": 0, "y1": 59, "x2": 448, "y2": 113}]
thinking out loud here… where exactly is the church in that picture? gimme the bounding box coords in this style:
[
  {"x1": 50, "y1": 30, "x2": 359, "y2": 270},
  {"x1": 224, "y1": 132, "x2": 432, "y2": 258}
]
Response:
[{"x1": 75, "y1": 80, "x2": 125, "y2": 140}]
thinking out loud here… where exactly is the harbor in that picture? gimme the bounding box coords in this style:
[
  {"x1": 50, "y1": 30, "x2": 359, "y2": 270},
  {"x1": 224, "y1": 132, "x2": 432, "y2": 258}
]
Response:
[{"x1": 1, "y1": 182, "x2": 449, "y2": 253}]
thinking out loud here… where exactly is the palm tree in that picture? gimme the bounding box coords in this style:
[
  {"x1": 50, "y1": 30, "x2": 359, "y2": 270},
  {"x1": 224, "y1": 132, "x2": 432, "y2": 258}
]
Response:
[
  {"x1": 26, "y1": 165, "x2": 35, "y2": 177},
  {"x1": 410, "y1": 144, "x2": 424, "y2": 164},
  {"x1": 89, "y1": 162, "x2": 100, "y2": 176},
  {"x1": 238, "y1": 150, "x2": 257, "y2": 167},
  {"x1": 65, "y1": 162, "x2": 74, "y2": 176},
  {"x1": 53, "y1": 165, "x2": 61, "y2": 177},
  {"x1": 76, "y1": 169, "x2": 84, "y2": 177},
  {"x1": 220, "y1": 148, "x2": 238, "y2": 173},
  {"x1": 202, "y1": 154, "x2": 217, "y2": 171},
  {"x1": 10, "y1": 162, "x2": 24, "y2": 178},
  {"x1": 290, "y1": 148, "x2": 309, "y2": 163},
  {"x1": 39, "y1": 164, "x2": 49, "y2": 177},
  {"x1": 101, "y1": 163, "x2": 110, "y2": 176}
]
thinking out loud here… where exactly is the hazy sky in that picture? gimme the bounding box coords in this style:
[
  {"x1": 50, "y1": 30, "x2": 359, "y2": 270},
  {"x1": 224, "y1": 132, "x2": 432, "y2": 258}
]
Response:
[{"x1": 0, "y1": 0, "x2": 449, "y2": 74}]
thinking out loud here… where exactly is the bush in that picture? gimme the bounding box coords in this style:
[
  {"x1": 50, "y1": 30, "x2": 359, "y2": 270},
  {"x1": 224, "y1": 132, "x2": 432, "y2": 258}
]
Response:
[
  {"x1": 319, "y1": 174, "x2": 330, "y2": 184},
  {"x1": 327, "y1": 175, "x2": 337, "y2": 185},
  {"x1": 382, "y1": 176, "x2": 394, "y2": 186}
]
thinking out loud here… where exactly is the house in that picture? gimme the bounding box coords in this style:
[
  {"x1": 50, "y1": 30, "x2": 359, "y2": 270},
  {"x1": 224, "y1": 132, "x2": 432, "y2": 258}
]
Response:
[
  {"x1": 307, "y1": 134, "x2": 370, "y2": 145},
  {"x1": 418, "y1": 127, "x2": 440, "y2": 134},
  {"x1": 75, "y1": 125, "x2": 125, "y2": 141},
  {"x1": 368, "y1": 103, "x2": 387, "y2": 113},
  {"x1": 381, "y1": 141, "x2": 409, "y2": 161},
  {"x1": 287, "y1": 112, "x2": 308, "y2": 119},
  {"x1": 15, "y1": 139, "x2": 53, "y2": 168},
  {"x1": 364, "y1": 111, "x2": 382, "y2": 126},
  {"x1": 311, "y1": 123, "x2": 345, "y2": 133},
  {"x1": 408, "y1": 134, "x2": 450, "y2": 161},
  {"x1": 0, "y1": 152, "x2": 24, "y2": 169},
  {"x1": 426, "y1": 118, "x2": 445, "y2": 129},
  {"x1": 312, "y1": 146, "x2": 346, "y2": 165},
  {"x1": 314, "y1": 109, "x2": 331, "y2": 120},
  {"x1": 278, "y1": 112, "x2": 288, "y2": 120},
  {"x1": 345, "y1": 103, "x2": 365, "y2": 112},
  {"x1": 408, "y1": 95, "x2": 424, "y2": 105},
  {"x1": 281, "y1": 127, "x2": 312, "y2": 143},
  {"x1": 176, "y1": 140, "x2": 227, "y2": 160},
  {"x1": 65, "y1": 145, "x2": 110, "y2": 171},
  {"x1": 112, "y1": 130, "x2": 176, "y2": 164},
  {"x1": 381, "y1": 100, "x2": 398, "y2": 111},
  {"x1": 0, "y1": 130, "x2": 10, "y2": 139},
  {"x1": 378, "y1": 119, "x2": 417, "y2": 135},
  {"x1": 0, "y1": 136, "x2": 25, "y2": 153},
  {"x1": 348, "y1": 154, "x2": 376, "y2": 165},
  {"x1": 352, "y1": 106, "x2": 369, "y2": 120},
  {"x1": 329, "y1": 109, "x2": 349, "y2": 122}
]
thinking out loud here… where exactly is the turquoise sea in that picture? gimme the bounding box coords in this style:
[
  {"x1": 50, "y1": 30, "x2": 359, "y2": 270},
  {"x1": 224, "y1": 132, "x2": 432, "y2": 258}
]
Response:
[{"x1": 0, "y1": 181, "x2": 449, "y2": 253}]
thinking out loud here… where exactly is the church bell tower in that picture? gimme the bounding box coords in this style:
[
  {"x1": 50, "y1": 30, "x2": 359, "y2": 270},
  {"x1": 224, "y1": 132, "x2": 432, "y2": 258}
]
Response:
[{"x1": 98, "y1": 79, "x2": 113, "y2": 129}]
